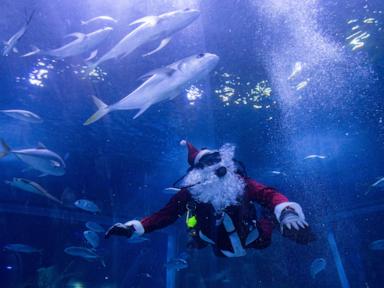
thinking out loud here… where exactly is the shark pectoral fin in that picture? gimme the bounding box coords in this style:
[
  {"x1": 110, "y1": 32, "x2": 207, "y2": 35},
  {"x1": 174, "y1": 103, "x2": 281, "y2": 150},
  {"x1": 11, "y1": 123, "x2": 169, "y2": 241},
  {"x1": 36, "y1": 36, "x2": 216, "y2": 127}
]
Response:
[
  {"x1": 21, "y1": 45, "x2": 40, "y2": 57},
  {"x1": 64, "y1": 32, "x2": 86, "y2": 41},
  {"x1": 85, "y1": 50, "x2": 98, "y2": 62},
  {"x1": 133, "y1": 104, "x2": 152, "y2": 119},
  {"x1": 129, "y1": 16, "x2": 158, "y2": 26},
  {"x1": 169, "y1": 92, "x2": 179, "y2": 100},
  {"x1": 143, "y1": 37, "x2": 172, "y2": 57},
  {"x1": 38, "y1": 173, "x2": 49, "y2": 177}
]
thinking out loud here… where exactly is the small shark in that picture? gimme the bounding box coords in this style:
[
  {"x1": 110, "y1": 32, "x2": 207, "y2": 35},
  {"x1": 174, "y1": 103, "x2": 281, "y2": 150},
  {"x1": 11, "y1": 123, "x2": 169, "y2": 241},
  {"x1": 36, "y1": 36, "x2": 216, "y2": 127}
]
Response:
[
  {"x1": 22, "y1": 27, "x2": 113, "y2": 59},
  {"x1": 84, "y1": 53, "x2": 219, "y2": 125},
  {"x1": 0, "y1": 109, "x2": 43, "y2": 123},
  {"x1": 64, "y1": 246, "x2": 105, "y2": 266},
  {"x1": 304, "y1": 154, "x2": 327, "y2": 160},
  {"x1": 81, "y1": 16, "x2": 118, "y2": 25},
  {"x1": 86, "y1": 8, "x2": 200, "y2": 73},
  {"x1": 3, "y1": 10, "x2": 35, "y2": 56},
  {"x1": 5, "y1": 177, "x2": 62, "y2": 204},
  {"x1": 0, "y1": 140, "x2": 66, "y2": 176},
  {"x1": 4, "y1": 243, "x2": 42, "y2": 254}
]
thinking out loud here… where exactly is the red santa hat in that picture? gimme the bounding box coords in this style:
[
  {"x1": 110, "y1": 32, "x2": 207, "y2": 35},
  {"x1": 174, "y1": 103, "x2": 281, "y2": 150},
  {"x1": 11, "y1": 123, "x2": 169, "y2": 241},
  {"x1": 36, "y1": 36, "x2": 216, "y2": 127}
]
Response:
[{"x1": 180, "y1": 140, "x2": 217, "y2": 166}]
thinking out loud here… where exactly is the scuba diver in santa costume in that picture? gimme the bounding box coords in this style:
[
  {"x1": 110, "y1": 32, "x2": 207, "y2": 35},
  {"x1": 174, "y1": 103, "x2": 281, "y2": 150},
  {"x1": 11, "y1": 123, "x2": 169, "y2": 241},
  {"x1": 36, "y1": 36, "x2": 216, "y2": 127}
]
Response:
[{"x1": 105, "y1": 141, "x2": 315, "y2": 257}]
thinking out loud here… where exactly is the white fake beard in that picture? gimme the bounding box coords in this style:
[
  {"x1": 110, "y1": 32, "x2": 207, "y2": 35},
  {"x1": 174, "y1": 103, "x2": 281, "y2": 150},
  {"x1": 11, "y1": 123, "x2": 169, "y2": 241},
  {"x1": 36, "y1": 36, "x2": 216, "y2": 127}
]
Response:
[{"x1": 182, "y1": 143, "x2": 246, "y2": 212}]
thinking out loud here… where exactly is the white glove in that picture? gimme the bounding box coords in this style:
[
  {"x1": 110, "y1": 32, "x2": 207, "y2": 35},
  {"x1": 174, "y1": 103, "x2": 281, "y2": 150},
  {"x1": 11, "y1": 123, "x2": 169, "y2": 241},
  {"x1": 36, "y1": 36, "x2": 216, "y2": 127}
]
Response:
[{"x1": 274, "y1": 202, "x2": 308, "y2": 233}]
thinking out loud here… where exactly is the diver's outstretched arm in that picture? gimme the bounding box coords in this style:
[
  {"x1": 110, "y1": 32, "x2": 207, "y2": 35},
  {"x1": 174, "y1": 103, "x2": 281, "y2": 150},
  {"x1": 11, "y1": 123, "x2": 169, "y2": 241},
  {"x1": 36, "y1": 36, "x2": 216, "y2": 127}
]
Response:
[
  {"x1": 105, "y1": 188, "x2": 190, "y2": 239},
  {"x1": 245, "y1": 178, "x2": 309, "y2": 233}
]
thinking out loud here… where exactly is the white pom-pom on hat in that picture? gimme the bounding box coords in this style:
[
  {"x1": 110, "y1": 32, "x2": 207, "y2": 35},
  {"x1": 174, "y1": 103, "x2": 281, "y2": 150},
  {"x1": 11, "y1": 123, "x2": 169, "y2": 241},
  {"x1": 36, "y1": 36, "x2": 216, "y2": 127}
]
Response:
[{"x1": 180, "y1": 140, "x2": 187, "y2": 146}]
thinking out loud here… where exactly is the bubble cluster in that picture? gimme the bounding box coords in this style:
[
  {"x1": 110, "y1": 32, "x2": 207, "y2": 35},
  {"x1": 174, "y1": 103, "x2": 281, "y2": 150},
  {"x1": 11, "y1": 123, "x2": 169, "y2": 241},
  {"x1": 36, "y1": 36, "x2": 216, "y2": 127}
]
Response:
[{"x1": 214, "y1": 72, "x2": 275, "y2": 111}]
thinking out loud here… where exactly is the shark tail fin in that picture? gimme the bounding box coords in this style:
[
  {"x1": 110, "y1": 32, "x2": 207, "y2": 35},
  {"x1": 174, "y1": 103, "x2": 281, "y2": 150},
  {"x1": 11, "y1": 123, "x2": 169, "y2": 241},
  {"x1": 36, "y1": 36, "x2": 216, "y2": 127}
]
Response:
[
  {"x1": 0, "y1": 139, "x2": 11, "y2": 158},
  {"x1": 133, "y1": 103, "x2": 152, "y2": 119},
  {"x1": 83, "y1": 96, "x2": 110, "y2": 126},
  {"x1": 21, "y1": 45, "x2": 40, "y2": 57}
]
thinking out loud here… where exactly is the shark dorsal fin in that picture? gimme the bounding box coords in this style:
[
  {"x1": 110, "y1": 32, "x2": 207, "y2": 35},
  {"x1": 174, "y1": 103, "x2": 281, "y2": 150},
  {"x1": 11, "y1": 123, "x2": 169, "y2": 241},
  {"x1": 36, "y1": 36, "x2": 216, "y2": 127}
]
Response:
[
  {"x1": 129, "y1": 16, "x2": 158, "y2": 26},
  {"x1": 138, "y1": 67, "x2": 176, "y2": 81},
  {"x1": 36, "y1": 142, "x2": 47, "y2": 149}
]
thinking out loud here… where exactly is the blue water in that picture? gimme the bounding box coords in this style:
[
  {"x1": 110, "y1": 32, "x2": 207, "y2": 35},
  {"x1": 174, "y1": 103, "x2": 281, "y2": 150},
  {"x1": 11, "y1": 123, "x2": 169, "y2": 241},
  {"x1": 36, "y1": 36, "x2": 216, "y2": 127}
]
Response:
[{"x1": 0, "y1": 0, "x2": 383, "y2": 287}]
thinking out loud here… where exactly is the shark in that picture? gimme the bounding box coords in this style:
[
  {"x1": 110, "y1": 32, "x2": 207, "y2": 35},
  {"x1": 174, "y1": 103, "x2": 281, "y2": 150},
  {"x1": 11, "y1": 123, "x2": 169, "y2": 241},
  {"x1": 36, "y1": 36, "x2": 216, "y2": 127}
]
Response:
[
  {"x1": 86, "y1": 8, "x2": 200, "y2": 73},
  {"x1": 22, "y1": 27, "x2": 113, "y2": 59},
  {"x1": 3, "y1": 10, "x2": 35, "y2": 56},
  {"x1": 84, "y1": 53, "x2": 219, "y2": 125}
]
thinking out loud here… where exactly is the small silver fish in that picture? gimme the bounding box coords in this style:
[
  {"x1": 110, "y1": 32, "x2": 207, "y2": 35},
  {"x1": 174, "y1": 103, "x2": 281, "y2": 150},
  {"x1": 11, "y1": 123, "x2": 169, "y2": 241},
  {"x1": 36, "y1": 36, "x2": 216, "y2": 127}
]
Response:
[
  {"x1": 74, "y1": 199, "x2": 100, "y2": 213},
  {"x1": 83, "y1": 230, "x2": 100, "y2": 248},
  {"x1": 310, "y1": 258, "x2": 326, "y2": 279},
  {"x1": 64, "y1": 246, "x2": 105, "y2": 266},
  {"x1": 81, "y1": 16, "x2": 118, "y2": 25},
  {"x1": 304, "y1": 154, "x2": 327, "y2": 160},
  {"x1": 0, "y1": 109, "x2": 43, "y2": 123},
  {"x1": 4, "y1": 243, "x2": 42, "y2": 254},
  {"x1": 126, "y1": 237, "x2": 149, "y2": 244},
  {"x1": 165, "y1": 258, "x2": 188, "y2": 271},
  {"x1": 163, "y1": 187, "x2": 181, "y2": 194},
  {"x1": 85, "y1": 221, "x2": 105, "y2": 233},
  {"x1": 269, "y1": 170, "x2": 287, "y2": 176},
  {"x1": 5, "y1": 177, "x2": 62, "y2": 204},
  {"x1": 371, "y1": 177, "x2": 384, "y2": 188},
  {"x1": 369, "y1": 240, "x2": 384, "y2": 250},
  {"x1": 0, "y1": 140, "x2": 66, "y2": 176}
]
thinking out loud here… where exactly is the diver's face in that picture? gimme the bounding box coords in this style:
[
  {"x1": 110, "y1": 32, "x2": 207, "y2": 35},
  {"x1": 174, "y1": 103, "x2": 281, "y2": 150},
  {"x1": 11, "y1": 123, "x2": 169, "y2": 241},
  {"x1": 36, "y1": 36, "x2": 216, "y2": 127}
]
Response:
[{"x1": 194, "y1": 152, "x2": 227, "y2": 178}]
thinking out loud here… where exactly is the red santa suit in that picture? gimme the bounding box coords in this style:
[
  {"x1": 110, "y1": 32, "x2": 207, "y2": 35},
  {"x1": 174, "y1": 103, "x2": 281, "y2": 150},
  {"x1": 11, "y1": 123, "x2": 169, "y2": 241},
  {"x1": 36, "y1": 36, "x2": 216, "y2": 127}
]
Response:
[
  {"x1": 126, "y1": 141, "x2": 306, "y2": 257},
  {"x1": 145, "y1": 180, "x2": 288, "y2": 253}
]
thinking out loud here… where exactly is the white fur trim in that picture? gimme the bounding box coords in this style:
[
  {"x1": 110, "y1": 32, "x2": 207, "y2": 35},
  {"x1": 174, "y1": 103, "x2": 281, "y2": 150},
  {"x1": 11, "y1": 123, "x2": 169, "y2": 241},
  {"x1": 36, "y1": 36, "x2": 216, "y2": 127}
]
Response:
[
  {"x1": 180, "y1": 140, "x2": 187, "y2": 146},
  {"x1": 124, "y1": 220, "x2": 145, "y2": 236},
  {"x1": 274, "y1": 202, "x2": 305, "y2": 223},
  {"x1": 194, "y1": 149, "x2": 218, "y2": 165}
]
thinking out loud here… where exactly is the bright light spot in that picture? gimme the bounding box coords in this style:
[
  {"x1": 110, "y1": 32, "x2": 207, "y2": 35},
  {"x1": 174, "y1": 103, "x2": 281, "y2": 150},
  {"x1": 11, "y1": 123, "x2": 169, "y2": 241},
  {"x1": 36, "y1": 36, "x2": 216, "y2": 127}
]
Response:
[
  {"x1": 363, "y1": 18, "x2": 375, "y2": 24},
  {"x1": 296, "y1": 79, "x2": 309, "y2": 90},
  {"x1": 288, "y1": 61, "x2": 304, "y2": 80},
  {"x1": 73, "y1": 282, "x2": 84, "y2": 288},
  {"x1": 5, "y1": 266, "x2": 13, "y2": 270},
  {"x1": 185, "y1": 85, "x2": 203, "y2": 105},
  {"x1": 346, "y1": 9, "x2": 381, "y2": 52},
  {"x1": 215, "y1": 73, "x2": 274, "y2": 111},
  {"x1": 82, "y1": 66, "x2": 107, "y2": 82},
  {"x1": 27, "y1": 59, "x2": 53, "y2": 87},
  {"x1": 347, "y1": 19, "x2": 358, "y2": 24}
]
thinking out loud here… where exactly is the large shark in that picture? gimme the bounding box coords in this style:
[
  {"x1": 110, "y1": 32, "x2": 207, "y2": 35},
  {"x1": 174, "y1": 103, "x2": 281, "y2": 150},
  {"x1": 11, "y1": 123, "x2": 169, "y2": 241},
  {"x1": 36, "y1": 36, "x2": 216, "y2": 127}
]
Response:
[
  {"x1": 84, "y1": 53, "x2": 219, "y2": 125},
  {"x1": 86, "y1": 8, "x2": 200, "y2": 73},
  {"x1": 0, "y1": 140, "x2": 66, "y2": 176},
  {"x1": 3, "y1": 10, "x2": 35, "y2": 56},
  {"x1": 22, "y1": 27, "x2": 113, "y2": 59}
]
